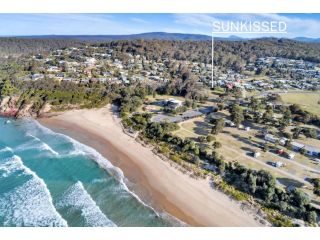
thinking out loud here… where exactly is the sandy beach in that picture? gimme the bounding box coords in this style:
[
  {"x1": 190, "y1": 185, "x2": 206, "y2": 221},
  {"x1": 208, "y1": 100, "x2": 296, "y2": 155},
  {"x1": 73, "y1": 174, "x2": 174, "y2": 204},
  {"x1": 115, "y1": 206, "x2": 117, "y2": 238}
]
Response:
[{"x1": 39, "y1": 105, "x2": 264, "y2": 227}]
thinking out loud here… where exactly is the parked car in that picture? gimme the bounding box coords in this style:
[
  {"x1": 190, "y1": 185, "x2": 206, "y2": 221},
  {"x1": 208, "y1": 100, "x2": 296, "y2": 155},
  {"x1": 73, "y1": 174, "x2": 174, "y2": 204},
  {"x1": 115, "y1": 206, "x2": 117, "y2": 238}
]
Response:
[{"x1": 267, "y1": 161, "x2": 285, "y2": 168}]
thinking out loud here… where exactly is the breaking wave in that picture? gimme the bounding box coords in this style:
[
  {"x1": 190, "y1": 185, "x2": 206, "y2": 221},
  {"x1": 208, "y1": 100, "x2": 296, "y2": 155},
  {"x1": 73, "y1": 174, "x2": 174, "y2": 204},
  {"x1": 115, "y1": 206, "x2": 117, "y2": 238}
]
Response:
[
  {"x1": 0, "y1": 146, "x2": 13, "y2": 153},
  {"x1": 33, "y1": 120, "x2": 160, "y2": 214},
  {"x1": 0, "y1": 155, "x2": 68, "y2": 227},
  {"x1": 56, "y1": 181, "x2": 116, "y2": 227},
  {"x1": 15, "y1": 133, "x2": 59, "y2": 156}
]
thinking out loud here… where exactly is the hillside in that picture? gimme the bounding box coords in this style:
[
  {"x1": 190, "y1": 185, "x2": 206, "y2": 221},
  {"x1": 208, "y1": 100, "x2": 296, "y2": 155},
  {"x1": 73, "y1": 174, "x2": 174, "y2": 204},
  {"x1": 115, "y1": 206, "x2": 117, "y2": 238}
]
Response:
[
  {"x1": 1, "y1": 36, "x2": 320, "y2": 65},
  {"x1": 0, "y1": 38, "x2": 84, "y2": 58}
]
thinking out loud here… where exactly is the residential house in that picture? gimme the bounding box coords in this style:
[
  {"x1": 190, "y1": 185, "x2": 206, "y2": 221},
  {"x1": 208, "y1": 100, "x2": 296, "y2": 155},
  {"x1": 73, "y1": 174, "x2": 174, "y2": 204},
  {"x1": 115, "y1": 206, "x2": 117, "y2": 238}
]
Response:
[{"x1": 165, "y1": 98, "x2": 183, "y2": 110}]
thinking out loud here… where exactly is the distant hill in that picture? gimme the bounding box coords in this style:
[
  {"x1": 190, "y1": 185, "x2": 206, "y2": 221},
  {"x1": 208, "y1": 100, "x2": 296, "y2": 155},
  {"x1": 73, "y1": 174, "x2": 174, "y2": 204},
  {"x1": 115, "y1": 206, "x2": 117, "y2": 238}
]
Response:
[
  {"x1": 0, "y1": 38, "x2": 84, "y2": 58},
  {"x1": 8, "y1": 32, "x2": 320, "y2": 43},
  {"x1": 1, "y1": 33, "x2": 320, "y2": 61},
  {"x1": 15, "y1": 32, "x2": 208, "y2": 41},
  {"x1": 14, "y1": 32, "x2": 244, "y2": 42},
  {"x1": 294, "y1": 37, "x2": 320, "y2": 43}
]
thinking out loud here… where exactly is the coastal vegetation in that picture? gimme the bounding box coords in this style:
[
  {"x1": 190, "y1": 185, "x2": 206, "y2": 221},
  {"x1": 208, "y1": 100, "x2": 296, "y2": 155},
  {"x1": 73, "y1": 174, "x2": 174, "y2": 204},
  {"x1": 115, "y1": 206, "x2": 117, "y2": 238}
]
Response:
[
  {"x1": 121, "y1": 109, "x2": 318, "y2": 225},
  {"x1": 0, "y1": 79, "x2": 18, "y2": 96},
  {"x1": 0, "y1": 77, "x2": 111, "y2": 114}
]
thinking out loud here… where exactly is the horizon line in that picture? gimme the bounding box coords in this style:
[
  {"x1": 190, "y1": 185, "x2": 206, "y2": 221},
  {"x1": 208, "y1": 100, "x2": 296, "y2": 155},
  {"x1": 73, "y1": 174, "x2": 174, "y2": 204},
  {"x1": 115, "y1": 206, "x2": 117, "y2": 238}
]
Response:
[{"x1": 0, "y1": 32, "x2": 318, "y2": 39}]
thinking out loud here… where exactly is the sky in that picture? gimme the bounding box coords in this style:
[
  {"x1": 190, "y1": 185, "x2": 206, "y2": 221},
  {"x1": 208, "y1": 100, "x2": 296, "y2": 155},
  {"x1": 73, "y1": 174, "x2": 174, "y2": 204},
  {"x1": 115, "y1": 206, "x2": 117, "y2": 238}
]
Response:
[{"x1": 0, "y1": 13, "x2": 320, "y2": 38}]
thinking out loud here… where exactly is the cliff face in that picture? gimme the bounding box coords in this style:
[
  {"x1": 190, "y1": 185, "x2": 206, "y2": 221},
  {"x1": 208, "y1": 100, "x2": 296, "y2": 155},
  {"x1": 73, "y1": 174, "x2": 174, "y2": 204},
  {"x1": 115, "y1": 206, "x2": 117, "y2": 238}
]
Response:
[
  {"x1": 38, "y1": 103, "x2": 52, "y2": 116},
  {"x1": 0, "y1": 96, "x2": 19, "y2": 117},
  {"x1": 0, "y1": 96, "x2": 51, "y2": 118},
  {"x1": 15, "y1": 103, "x2": 36, "y2": 118}
]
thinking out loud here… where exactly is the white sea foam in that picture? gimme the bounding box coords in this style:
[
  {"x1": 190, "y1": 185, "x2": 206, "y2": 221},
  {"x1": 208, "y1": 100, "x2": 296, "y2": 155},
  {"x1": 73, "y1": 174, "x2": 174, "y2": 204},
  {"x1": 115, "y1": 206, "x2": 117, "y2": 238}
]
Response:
[
  {"x1": 15, "y1": 134, "x2": 59, "y2": 156},
  {"x1": 0, "y1": 146, "x2": 13, "y2": 153},
  {"x1": 57, "y1": 181, "x2": 116, "y2": 227},
  {"x1": 64, "y1": 138, "x2": 159, "y2": 213},
  {"x1": 39, "y1": 142, "x2": 59, "y2": 155},
  {"x1": 0, "y1": 155, "x2": 68, "y2": 227},
  {"x1": 0, "y1": 156, "x2": 25, "y2": 178},
  {"x1": 159, "y1": 212, "x2": 188, "y2": 227},
  {"x1": 30, "y1": 120, "x2": 163, "y2": 216},
  {"x1": 91, "y1": 178, "x2": 109, "y2": 184}
]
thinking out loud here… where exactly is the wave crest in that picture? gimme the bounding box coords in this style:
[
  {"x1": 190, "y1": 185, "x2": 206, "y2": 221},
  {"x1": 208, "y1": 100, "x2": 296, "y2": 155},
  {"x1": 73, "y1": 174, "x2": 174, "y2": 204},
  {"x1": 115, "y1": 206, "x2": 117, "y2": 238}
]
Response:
[
  {"x1": 15, "y1": 134, "x2": 59, "y2": 156},
  {"x1": 0, "y1": 155, "x2": 68, "y2": 227},
  {"x1": 33, "y1": 120, "x2": 162, "y2": 219},
  {"x1": 0, "y1": 146, "x2": 13, "y2": 153},
  {"x1": 57, "y1": 181, "x2": 116, "y2": 227}
]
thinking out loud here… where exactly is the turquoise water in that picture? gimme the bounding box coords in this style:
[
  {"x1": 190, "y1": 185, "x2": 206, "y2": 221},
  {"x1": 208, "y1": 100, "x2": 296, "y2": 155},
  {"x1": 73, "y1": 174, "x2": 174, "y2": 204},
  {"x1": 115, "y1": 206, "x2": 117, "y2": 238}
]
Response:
[{"x1": 0, "y1": 117, "x2": 178, "y2": 227}]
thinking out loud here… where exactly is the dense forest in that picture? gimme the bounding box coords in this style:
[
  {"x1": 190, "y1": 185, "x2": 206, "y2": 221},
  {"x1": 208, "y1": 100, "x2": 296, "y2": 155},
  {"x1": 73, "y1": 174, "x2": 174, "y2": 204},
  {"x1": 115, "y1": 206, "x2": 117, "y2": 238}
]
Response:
[
  {"x1": 98, "y1": 38, "x2": 320, "y2": 71},
  {"x1": 0, "y1": 38, "x2": 85, "y2": 58},
  {"x1": 1, "y1": 37, "x2": 320, "y2": 65}
]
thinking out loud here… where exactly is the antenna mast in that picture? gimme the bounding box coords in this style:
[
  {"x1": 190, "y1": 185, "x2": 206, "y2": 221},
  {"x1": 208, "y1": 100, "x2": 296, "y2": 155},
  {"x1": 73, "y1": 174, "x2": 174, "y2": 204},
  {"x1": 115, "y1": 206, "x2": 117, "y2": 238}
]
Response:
[{"x1": 211, "y1": 32, "x2": 214, "y2": 88}]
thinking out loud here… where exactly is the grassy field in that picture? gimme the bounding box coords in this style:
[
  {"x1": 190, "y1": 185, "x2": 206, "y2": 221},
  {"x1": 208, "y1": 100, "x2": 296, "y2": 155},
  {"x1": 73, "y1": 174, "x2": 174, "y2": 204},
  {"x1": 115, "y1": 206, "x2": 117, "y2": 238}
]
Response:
[
  {"x1": 244, "y1": 75, "x2": 270, "y2": 81},
  {"x1": 245, "y1": 90, "x2": 260, "y2": 97},
  {"x1": 145, "y1": 94, "x2": 186, "y2": 102},
  {"x1": 280, "y1": 92, "x2": 320, "y2": 116},
  {"x1": 172, "y1": 117, "x2": 320, "y2": 191},
  {"x1": 173, "y1": 117, "x2": 204, "y2": 139}
]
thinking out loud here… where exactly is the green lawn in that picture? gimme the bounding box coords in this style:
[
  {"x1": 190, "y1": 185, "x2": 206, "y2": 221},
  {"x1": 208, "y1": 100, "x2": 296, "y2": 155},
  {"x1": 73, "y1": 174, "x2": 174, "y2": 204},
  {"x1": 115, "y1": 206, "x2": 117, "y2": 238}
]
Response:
[
  {"x1": 280, "y1": 92, "x2": 320, "y2": 116},
  {"x1": 145, "y1": 94, "x2": 186, "y2": 102}
]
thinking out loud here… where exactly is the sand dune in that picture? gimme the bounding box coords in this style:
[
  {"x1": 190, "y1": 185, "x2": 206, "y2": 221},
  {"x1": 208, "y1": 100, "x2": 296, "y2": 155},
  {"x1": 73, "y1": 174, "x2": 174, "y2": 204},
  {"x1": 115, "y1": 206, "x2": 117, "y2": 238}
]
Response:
[{"x1": 39, "y1": 105, "x2": 264, "y2": 227}]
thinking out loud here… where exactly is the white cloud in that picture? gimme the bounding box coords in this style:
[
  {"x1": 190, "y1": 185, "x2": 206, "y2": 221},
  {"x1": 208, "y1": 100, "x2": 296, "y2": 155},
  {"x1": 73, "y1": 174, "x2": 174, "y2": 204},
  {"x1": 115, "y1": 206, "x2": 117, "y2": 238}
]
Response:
[
  {"x1": 131, "y1": 17, "x2": 149, "y2": 24},
  {"x1": 173, "y1": 13, "x2": 320, "y2": 38}
]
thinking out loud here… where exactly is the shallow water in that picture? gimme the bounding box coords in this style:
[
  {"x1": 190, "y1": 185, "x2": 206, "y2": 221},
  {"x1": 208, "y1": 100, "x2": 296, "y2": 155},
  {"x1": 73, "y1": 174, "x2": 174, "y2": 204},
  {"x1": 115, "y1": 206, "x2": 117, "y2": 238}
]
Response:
[{"x1": 0, "y1": 117, "x2": 179, "y2": 227}]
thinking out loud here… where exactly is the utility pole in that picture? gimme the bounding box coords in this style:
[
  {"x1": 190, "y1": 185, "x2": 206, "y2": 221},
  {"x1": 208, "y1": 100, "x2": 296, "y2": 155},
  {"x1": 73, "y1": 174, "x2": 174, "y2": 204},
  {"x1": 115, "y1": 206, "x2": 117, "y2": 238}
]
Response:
[{"x1": 211, "y1": 32, "x2": 214, "y2": 89}]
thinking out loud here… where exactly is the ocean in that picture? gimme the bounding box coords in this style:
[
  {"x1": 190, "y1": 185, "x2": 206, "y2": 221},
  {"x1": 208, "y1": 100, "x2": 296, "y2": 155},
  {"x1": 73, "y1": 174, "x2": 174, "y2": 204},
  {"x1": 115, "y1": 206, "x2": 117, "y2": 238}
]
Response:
[{"x1": 0, "y1": 117, "x2": 179, "y2": 227}]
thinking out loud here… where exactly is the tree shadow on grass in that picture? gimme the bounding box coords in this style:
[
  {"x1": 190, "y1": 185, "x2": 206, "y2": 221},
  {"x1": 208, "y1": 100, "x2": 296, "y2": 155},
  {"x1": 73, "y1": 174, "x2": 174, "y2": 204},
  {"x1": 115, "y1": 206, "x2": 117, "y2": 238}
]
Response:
[
  {"x1": 241, "y1": 146, "x2": 256, "y2": 157},
  {"x1": 277, "y1": 177, "x2": 305, "y2": 188},
  {"x1": 229, "y1": 133, "x2": 262, "y2": 149},
  {"x1": 193, "y1": 120, "x2": 211, "y2": 135}
]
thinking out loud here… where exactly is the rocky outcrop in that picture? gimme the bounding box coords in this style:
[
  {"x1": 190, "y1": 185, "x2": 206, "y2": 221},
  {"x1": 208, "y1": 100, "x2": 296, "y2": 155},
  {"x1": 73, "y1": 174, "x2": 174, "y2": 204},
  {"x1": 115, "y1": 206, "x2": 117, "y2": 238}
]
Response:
[
  {"x1": 0, "y1": 96, "x2": 52, "y2": 118},
  {"x1": 0, "y1": 96, "x2": 10, "y2": 108},
  {"x1": 15, "y1": 103, "x2": 35, "y2": 118},
  {"x1": 0, "y1": 96, "x2": 19, "y2": 117},
  {"x1": 37, "y1": 103, "x2": 52, "y2": 117}
]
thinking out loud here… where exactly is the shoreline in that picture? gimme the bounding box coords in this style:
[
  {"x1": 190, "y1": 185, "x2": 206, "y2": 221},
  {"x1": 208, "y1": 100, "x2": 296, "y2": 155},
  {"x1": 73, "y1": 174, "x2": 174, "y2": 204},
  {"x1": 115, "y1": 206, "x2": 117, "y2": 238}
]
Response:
[{"x1": 39, "y1": 105, "x2": 264, "y2": 227}]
